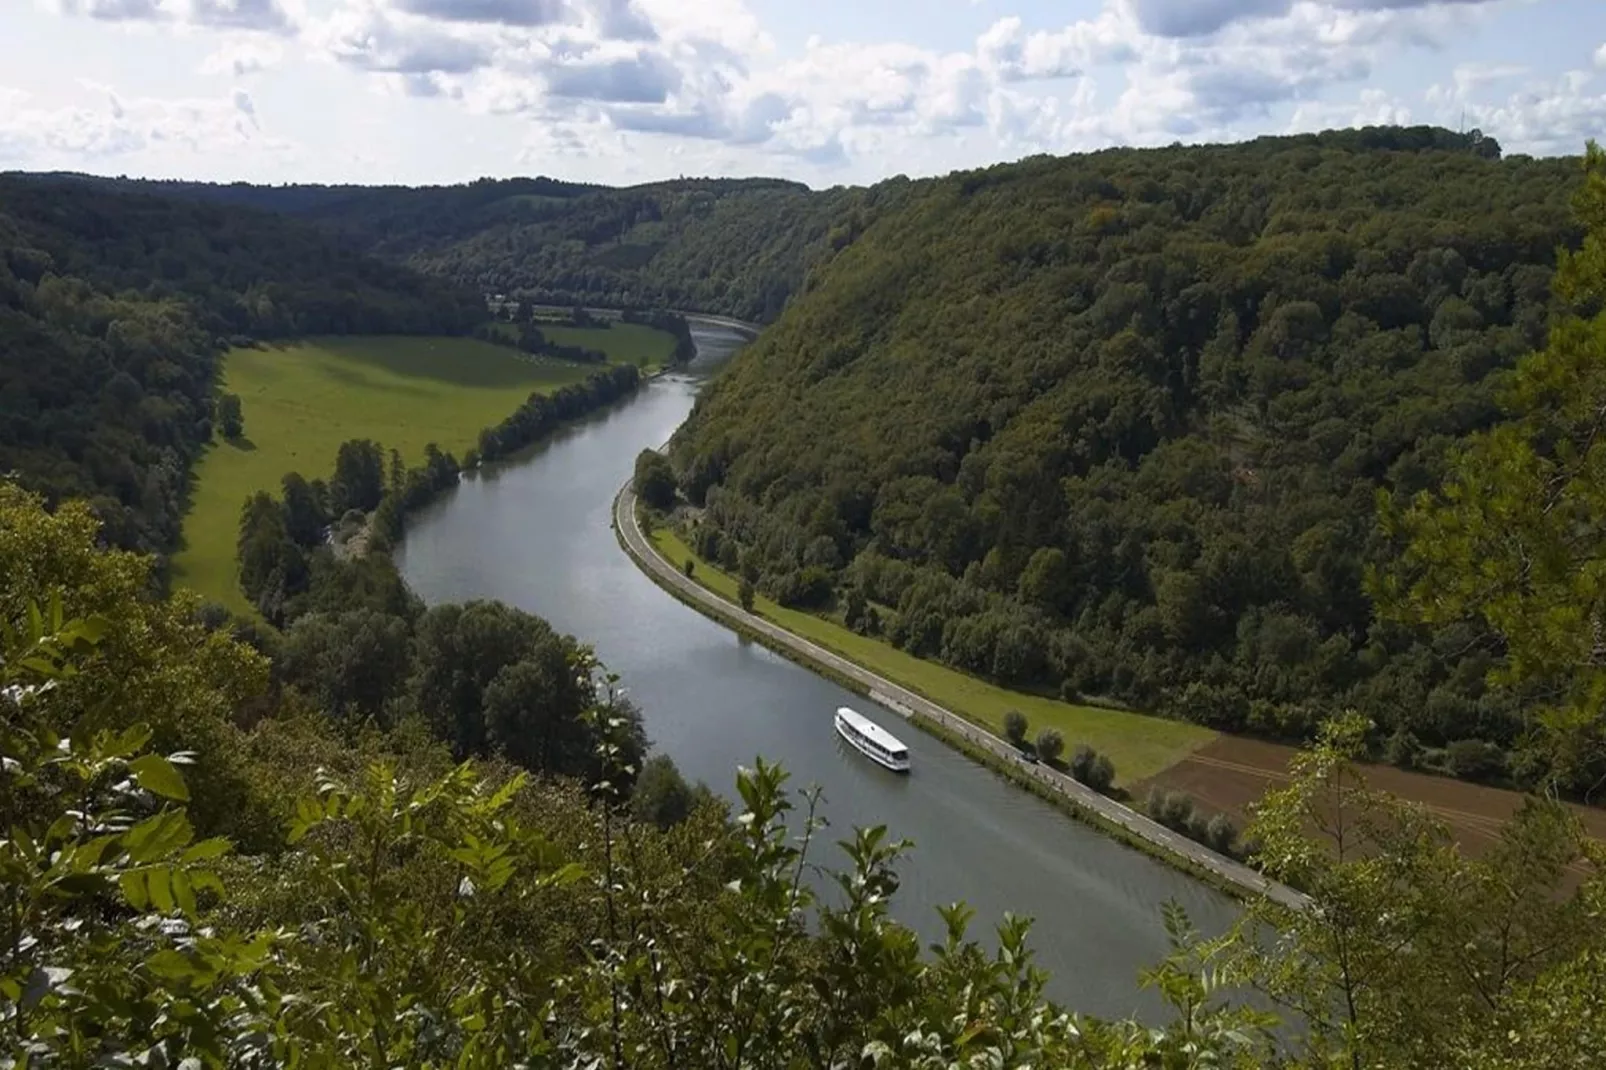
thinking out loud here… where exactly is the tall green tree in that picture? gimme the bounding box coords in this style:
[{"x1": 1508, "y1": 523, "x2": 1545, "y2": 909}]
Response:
[
  {"x1": 634, "y1": 448, "x2": 677, "y2": 510},
  {"x1": 217, "y1": 392, "x2": 244, "y2": 439},
  {"x1": 1379, "y1": 142, "x2": 1606, "y2": 792}
]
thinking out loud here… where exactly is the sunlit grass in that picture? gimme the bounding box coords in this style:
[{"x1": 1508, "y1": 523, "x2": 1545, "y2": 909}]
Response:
[{"x1": 647, "y1": 526, "x2": 1216, "y2": 783}]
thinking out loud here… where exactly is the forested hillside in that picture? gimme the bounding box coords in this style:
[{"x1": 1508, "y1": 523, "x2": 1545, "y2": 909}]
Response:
[
  {"x1": 0, "y1": 178, "x2": 482, "y2": 555},
  {"x1": 670, "y1": 128, "x2": 1587, "y2": 785},
  {"x1": 55, "y1": 172, "x2": 908, "y2": 323}
]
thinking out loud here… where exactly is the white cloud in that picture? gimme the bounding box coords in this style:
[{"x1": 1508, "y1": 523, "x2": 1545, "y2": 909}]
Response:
[
  {"x1": 1451, "y1": 70, "x2": 1606, "y2": 156},
  {"x1": 1595, "y1": 42, "x2": 1606, "y2": 69},
  {"x1": 200, "y1": 37, "x2": 285, "y2": 75},
  {"x1": 0, "y1": 82, "x2": 281, "y2": 165}
]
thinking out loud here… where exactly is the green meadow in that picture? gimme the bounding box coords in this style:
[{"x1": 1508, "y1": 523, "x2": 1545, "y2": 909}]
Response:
[
  {"x1": 542, "y1": 324, "x2": 676, "y2": 369},
  {"x1": 173, "y1": 333, "x2": 642, "y2": 612},
  {"x1": 646, "y1": 527, "x2": 1216, "y2": 783}
]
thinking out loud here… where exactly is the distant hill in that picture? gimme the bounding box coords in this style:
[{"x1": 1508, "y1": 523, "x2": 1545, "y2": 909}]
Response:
[
  {"x1": 0, "y1": 176, "x2": 482, "y2": 555},
  {"x1": 668, "y1": 126, "x2": 1583, "y2": 778},
  {"x1": 24, "y1": 171, "x2": 907, "y2": 324}
]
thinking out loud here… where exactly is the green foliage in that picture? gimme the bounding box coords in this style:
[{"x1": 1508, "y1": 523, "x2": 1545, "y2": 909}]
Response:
[
  {"x1": 672, "y1": 132, "x2": 1586, "y2": 779},
  {"x1": 217, "y1": 392, "x2": 243, "y2": 439},
  {"x1": 738, "y1": 575, "x2": 756, "y2": 611},
  {"x1": 1003, "y1": 708, "x2": 1028, "y2": 745},
  {"x1": 1035, "y1": 727, "x2": 1065, "y2": 764},
  {"x1": 1378, "y1": 141, "x2": 1606, "y2": 792},
  {"x1": 634, "y1": 448, "x2": 677, "y2": 510},
  {"x1": 630, "y1": 753, "x2": 710, "y2": 830},
  {"x1": 1221, "y1": 711, "x2": 1606, "y2": 1069},
  {"x1": 1445, "y1": 737, "x2": 1508, "y2": 782},
  {"x1": 109, "y1": 173, "x2": 910, "y2": 323},
  {"x1": 170, "y1": 336, "x2": 604, "y2": 611},
  {"x1": 0, "y1": 178, "x2": 480, "y2": 556}
]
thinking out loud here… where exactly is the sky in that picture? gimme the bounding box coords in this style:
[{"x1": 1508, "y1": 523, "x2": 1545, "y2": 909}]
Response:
[{"x1": 2, "y1": 0, "x2": 1604, "y2": 189}]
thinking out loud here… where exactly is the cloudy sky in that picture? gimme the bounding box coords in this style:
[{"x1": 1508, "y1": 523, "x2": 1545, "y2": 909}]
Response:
[{"x1": 3, "y1": 0, "x2": 1604, "y2": 188}]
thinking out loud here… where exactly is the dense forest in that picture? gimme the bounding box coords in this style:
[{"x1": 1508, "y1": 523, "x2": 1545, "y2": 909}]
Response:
[
  {"x1": 669, "y1": 128, "x2": 1590, "y2": 787},
  {"x1": 52, "y1": 171, "x2": 908, "y2": 324},
  {"x1": 0, "y1": 177, "x2": 483, "y2": 557}
]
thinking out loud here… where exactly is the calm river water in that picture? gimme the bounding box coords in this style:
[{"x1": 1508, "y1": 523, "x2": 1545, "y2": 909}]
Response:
[{"x1": 395, "y1": 320, "x2": 1237, "y2": 1018}]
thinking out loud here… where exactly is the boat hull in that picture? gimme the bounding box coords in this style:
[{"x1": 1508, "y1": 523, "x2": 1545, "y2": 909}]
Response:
[{"x1": 835, "y1": 712, "x2": 911, "y2": 773}]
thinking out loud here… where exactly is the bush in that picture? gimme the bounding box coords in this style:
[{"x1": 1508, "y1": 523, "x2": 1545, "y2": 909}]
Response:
[
  {"x1": 1384, "y1": 728, "x2": 1423, "y2": 770},
  {"x1": 1205, "y1": 813, "x2": 1238, "y2": 855},
  {"x1": 1088, "y1": 754, "x2": 1116, "y2": 793},
  {"x1": 634, "y1": 449, "x2": 677, "y2": 511},
  {"x1": 1445, "y1": 738, "x2": 1507, "y2": 782},
  {"x1": 1156, "y1": 791, "x2": 1195, "y2": 832},
  {"x1": 1069, "y1": 743, "x2": 1095, "y2": 781},
  {"x1": 1003, "y1": 710, "x2": 1029, "y2": 746},
  {"x1": 1035, "y1": 728, "x2": 1065, "y2": 765},
  {"x1": 682, "y1": 559, "x2": 695, "y2": 578},
  {"x1": 738, "y1": 577, "x2": 755, "y2": 612},
  {"x1": 632, "y1": 754, "x2": 697, "y2": 830}
]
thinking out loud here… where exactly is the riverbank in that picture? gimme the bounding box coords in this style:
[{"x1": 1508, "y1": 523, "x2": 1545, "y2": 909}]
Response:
[{"x1": 613, "y1": 478, "x2": 1307, "y2": 910}]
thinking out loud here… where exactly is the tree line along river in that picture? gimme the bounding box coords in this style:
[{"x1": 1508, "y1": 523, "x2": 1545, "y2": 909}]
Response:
[{"x1": 393, "y1": 318, "x2": 1238, "y2": 1018}]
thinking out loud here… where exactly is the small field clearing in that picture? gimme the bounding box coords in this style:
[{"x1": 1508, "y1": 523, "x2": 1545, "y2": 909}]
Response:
[{"x1": 1134, "y1": 735, "x2": 1606, "y2": 866}]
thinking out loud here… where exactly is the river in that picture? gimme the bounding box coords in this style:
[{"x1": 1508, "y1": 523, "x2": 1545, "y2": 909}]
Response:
[{"x1": 395, "y1": 319, "x2": 1238, "y2": 1018}]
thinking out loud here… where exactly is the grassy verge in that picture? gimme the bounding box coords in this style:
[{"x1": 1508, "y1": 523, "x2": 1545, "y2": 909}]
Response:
[
  {"x1": 174, "y1": 335, "x2": 619, "y2": 612},
  {"x1": 645, "y1": 526, "x2": 1216, "y2": 784},
  {"x1": 621, "y1": 508, "x2": 1256, "y2": 902}
]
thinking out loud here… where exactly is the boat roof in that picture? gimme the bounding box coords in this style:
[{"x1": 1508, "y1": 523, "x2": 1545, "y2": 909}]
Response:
[{"x1": 837, "y1": 706, "x2": 908, "y2": 754}]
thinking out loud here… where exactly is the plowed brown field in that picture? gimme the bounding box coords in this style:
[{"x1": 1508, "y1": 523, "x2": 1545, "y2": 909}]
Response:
[{"x1": 1134, "y1": 736, "x2": 1606, "y2": 870}]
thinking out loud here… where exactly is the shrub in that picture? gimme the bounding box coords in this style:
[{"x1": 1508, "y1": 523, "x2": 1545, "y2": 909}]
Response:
[
  {"x1": 1070, "y1": 744, "x2": 1096, "y2": 782},
  {"x1": 1088, "y1": 754, "x2": 1116, "y2": 793},
  {"x1": 1445, "y1": 738, "x2": 1506, "y2": 782},
  {"x1": 738, "y1": 577, "x2": 755, "y2": 612},
  {"x1": 1205, "y1": 813, "x2": 1238, "y2": 855},
  {"x1": 1035, "y1": 728, "x2": 1065, "y2": 765},
  {"x1": 1159, "y1": 792, "x2": 1195, "y2": 832},
  {"x1": 632, "y1": 754, "x2": 697, "y2": 830},
  {"x1": 1003, "y1": 710, "x2": 1029, "y2": 746},
  {"x1": 1384, "y1": 728, "x2": 1423, "y2": 770},
  {"x1": 682, "y1": 559, "x2": 695, "y2": 578}
]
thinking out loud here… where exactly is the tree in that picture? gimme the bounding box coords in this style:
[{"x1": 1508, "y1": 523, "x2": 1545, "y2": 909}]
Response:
[
  {"x1": 738, "y1": 576, "x2": 756, "y2": 611},
  {"x1": 329, "y1": 439, "x2": 387, "y2": 516},
  {"x1": 1035, "y1": 728, "x2": 1065, "y2": 764},
  {"x1": 634, "y1": 449, "x2": 677, "y2": 510},
  {"x1": 1445, "y1": 738, "x2": 1506, "y2": 782},
  {"x1": 280, "y1": 609, "x2": 411, "y2": 727},
  {"x1": 1378, "y1": 142, "x2": 1606, "y2": 793},
  {"x1": 217, "y1": 392, "x2": 244, "y2": 439},
  {"x1": 1220, "y1": 712, "x2": 1602, "y2": 1069},
  {"x1": 280, "y1": 471, "x2": 328, "y2": 548},
  {"x1": 1070, "y1": 744, "x2": 1096, "y2": 783},
  {"x1": 1205, "y1": 813, "x2": 1237, "y2": 855},
  {"x1": 1089, "y1": 754, "x2": 1116, "y2": 792},
  {"x1": 1003, "y1": 709, "x2": 1028, "y2": 746},
  {"x1": 632, "y1": 753, "x2": 698, "y2": 829}
]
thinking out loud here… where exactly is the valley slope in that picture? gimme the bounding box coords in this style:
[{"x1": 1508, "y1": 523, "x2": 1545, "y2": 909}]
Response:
[{"x1": 668, "y1": 128, "x2": 1584, "y2": 787}]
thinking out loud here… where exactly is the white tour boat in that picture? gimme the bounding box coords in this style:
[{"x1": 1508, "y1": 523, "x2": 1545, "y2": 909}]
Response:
[{"x1": 834, "y1": 706, "x2": 911, "y2": 773}]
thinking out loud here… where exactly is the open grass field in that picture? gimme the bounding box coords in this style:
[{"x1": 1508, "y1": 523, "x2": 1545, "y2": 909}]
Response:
[
  {"x1": 1133, "y1": 736, "x2": 1606, "y2": 869},
  {"x1": 173, "y1": 335, "x2": 601, "y2": 613},
  {"x1": 485, "y1": 321, "x2": 677, "y2": 371},
  {"x1": 647, "y1": 526, "x2": 1216, "y2": 782},
  {"x1": 542, "y1": 324, "x2": 676, "y2": 370}
]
